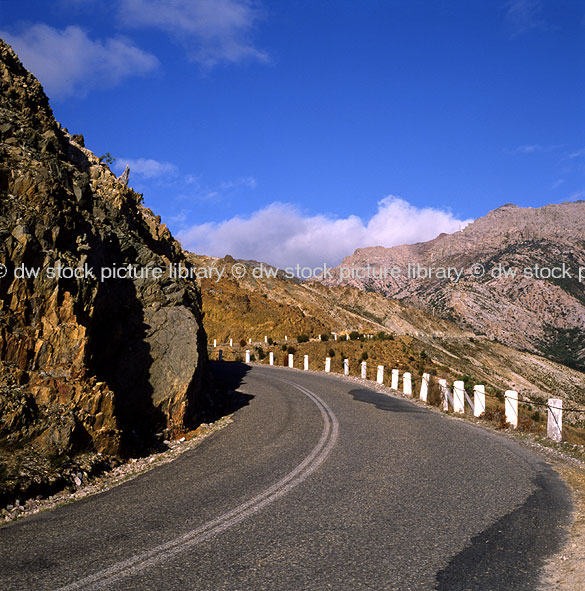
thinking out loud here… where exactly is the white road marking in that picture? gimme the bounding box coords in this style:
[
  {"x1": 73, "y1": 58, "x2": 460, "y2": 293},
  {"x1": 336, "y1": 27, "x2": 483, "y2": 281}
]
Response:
[{"x1": 56, "y1": 375, "x2": 339, "y2": 591}]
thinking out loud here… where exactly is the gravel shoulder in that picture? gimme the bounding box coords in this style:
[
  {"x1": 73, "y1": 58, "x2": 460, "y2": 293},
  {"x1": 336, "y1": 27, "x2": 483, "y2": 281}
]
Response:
[
  {"x1": 0, "y1": 415, "x2": 234, "y2": 527},
  {"x1": 539, "y1": 462, "x2": 585, "y2": 590}
]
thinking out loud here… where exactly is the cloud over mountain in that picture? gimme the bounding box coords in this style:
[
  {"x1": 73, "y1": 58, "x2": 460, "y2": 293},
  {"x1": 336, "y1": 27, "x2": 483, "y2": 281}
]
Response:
[
  {"x1": 179, "y1": 196, "x2": 471, "y2": 268},
  {"x1": 0, "y1": 25, "x2": 158, "y2": 98}
]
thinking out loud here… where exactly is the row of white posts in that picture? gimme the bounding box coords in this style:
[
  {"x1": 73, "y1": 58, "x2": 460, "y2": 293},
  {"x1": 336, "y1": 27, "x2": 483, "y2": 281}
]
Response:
[
  {"x1": 215, "y1": 337, "x2": 287, "y2": 347},
  {"x1": 214, "y1": 336, "x2": 288, "y2": 348},
  {"x1": 240, "y1": 351, "x2": 565, "y2": 443},
  {"x1": 213, "y1": 333, "x2": 380, "y2": 348}
]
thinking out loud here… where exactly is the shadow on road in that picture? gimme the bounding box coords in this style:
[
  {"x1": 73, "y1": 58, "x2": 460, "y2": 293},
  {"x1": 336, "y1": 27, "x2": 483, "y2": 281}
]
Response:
[
  {"x1": 205, "y1": 361, "x2": 255, "y2": 423},
  {"x1": 348, "y1": 388, "x2": 428, "y2": 413},
  {"x1": 436, "y1": 469, "x2": 572, "y2": 591}
]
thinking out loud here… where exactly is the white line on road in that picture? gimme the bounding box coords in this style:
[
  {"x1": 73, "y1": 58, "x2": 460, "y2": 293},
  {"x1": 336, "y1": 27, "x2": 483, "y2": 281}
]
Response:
[{"x1": 56, "y1": 376, "x2": 339, "y2": 591}]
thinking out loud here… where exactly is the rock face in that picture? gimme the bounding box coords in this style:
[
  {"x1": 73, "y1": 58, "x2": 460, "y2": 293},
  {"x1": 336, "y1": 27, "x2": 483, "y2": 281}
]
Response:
[
  {"x1": 323, "y1": 203, "x2": 585, "y2": 370},
  {"x1": 0, "y1": 38, "x2": 210, "y2": 458}
]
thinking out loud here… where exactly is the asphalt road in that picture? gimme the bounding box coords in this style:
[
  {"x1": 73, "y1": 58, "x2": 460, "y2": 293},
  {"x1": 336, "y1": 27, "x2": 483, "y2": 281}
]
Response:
[{"x1": 0, "y1": 363, "x2": 572, "y2": 590}]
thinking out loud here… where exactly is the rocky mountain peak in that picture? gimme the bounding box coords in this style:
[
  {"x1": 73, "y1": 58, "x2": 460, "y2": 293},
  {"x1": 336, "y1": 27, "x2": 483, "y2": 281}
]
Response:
[
  {"x1": 0, "y1": 39, "x2": 55, "y2": 134},
  {"x1": 325, "y1": 201, "x2": 585, "y2": 369}
]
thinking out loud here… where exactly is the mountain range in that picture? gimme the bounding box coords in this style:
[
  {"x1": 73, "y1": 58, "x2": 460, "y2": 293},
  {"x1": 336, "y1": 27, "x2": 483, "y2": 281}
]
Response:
[{"x1": 322, "y1": 202, "x2": 585, "y2": 371}]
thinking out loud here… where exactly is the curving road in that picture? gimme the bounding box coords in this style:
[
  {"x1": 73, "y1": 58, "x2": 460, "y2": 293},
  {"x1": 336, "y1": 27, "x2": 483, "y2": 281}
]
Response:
[{"x1": 0, "y1": 363, "x2": 572, "y2": 590}]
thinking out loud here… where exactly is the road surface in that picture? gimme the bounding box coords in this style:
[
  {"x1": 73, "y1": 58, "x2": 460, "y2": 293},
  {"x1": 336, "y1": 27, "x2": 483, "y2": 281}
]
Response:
[{"x1": 0, "y1": 363, "x2": 572, "y2": 590}]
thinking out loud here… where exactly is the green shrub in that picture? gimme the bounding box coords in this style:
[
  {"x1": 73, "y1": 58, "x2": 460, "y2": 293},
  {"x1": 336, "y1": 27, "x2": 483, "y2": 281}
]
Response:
[
  {"x1": 458, "y1": 374, "x2": 475, "y2": 395},
  {"x1": 99, "y1": 152, "x2": 116, "y2": 166}
]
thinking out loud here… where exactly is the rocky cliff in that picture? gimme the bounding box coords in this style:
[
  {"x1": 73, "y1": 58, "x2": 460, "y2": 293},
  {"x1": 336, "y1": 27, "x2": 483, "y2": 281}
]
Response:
[
  {"x1": 0, "y1": 38, "x2": 210, "y2": 465},
  {"x1": 323, "y1": 202, "x2": 585, "y2": 370}
]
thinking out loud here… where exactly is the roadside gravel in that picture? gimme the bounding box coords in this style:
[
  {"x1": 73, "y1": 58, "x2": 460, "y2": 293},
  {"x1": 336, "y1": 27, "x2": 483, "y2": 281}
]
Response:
[{"x1": 0, "y1": 415, "x2": 233, "y2": 527}]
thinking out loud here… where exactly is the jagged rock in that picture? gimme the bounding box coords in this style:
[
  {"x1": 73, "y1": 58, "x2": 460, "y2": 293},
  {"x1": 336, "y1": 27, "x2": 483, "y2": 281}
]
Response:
[
  {"x1": 71, "y1": 134, "x2": 84, "y2": 147},
  {"x1": 0, "y1": 37, "x2": 211, "y2": 459},
  {"x1": 118, "y1": 164, "x2": 130, "y2": 186}
]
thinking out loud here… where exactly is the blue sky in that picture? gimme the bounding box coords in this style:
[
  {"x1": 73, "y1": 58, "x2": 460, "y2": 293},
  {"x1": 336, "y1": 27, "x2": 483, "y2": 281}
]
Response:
[{"x1": 1, "y1": 0, "x2": 584, "y2": 267}]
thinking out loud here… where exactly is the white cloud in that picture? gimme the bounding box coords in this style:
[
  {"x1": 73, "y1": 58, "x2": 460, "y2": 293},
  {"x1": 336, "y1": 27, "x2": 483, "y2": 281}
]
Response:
[
  {"x1": 176, "y1": 174, "x2": 257, "y2": 201},
  {"x1": 567, "y1": 149, "x2": 585, "y2": 160},
  {"x1": 185, "y1": 174, "x2": 201, "y2": 185},
  {"x1": 118, "y1": 0, "x2": 268, "y2": 67},
  {"x1": 0, "y1": 25, "x2": 159, "y2": 98},
  {"x1": 569, "y1": 190, "x2": 585, "y2": 201},
  {"x1": 114, "y1": 158, "x2": 178, "y2": 179},
  {"x1": 511, "y1": 144, "x2": 544, "y2": 154},
  {"x1": 507, "y1": 144, "x2": 561, "y2": 155},
  {"x1": 219, "y1": 177, "x2": 257, "y2": 190},
  {"x1": 178, "y1": 196, "x2": 472, "y2": 269},
  {"x1": 505, "y1": 0, "x2": 546, "y2": 36}
]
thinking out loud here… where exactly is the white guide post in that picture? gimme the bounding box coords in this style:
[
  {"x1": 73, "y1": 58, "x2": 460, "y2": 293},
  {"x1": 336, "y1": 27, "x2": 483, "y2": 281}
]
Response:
[
  {"x1": 288, "y1": 353, "x2": 294, "y2": 369},
  {"x1": 453, "y1": 380, "x2": 465, "y2": 414},
  {"x1": 245, "y1": 350, "x2": 251, "y2": 363},
  {"x1": 403, "y1": 372, "x2": 412, "y2": 396},
  {"x1": 343, "y1": 359, "x2": 349, "y2": 376},
  {"x1": 547, "y1": 398, "x2": 563, "y2": 442},
  {"x1": 229, "y1": 338, "x2": 233, "y2": 347},
  {"x1": 361, "y1": 361, "x2": 367, "y2": 379},
  {"x1": 269, "y1": 352, "x2": 274, "y2": 366},
  {"x1": 376, "y1": 365, "x2": 384, "y2": 384},
  {"x1": 420, "y1": 373, "x2": 430, "y2": 402},
  {"x1": 505, "y1": 390, "x2": 518, "y2": 428},
  {"x1": 473, "y1": 385, "x2": 485, "y2": 417},
  {"x1": 391, "y1": 369, "x2": 399, "y2": 390},
  {"x1": 264, "y1": 335, "x2": 268, "y2": 344},
  {"x1": 439, "y1": 379, "x2": 449, "y2": 411},
  {"x1": 213, "y1": 339, "x2": 217, "y2": 348},
  {"x1": 325, "y1": 357, "x2": 331, "y2": 373},
  {"x1": 248, "y1": 338, "x2": 252, "y2": 344},
  {"x1": 304, "y1": 355, "x2": 309, "y2": 371}
]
